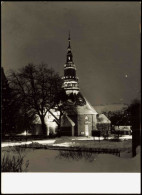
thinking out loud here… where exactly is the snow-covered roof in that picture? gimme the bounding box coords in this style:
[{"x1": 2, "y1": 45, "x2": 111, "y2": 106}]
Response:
[
  {"x1": 76, "y1": 98, "x2": 98, "y2": 115},
  {"x1": 96, "y1": 114, "x2": 111, "y2": 123}
]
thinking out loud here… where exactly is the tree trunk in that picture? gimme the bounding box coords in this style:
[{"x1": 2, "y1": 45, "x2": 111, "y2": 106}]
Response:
[
  {"x1": 57, "y1": 113, "x2": 63, "y2": 137},
  {"x1": 40, "y1": 115, "x2": 47, "y2": 136},
  {"x1": 56, "y1": 122, "x2": 61, "y2": 137}
]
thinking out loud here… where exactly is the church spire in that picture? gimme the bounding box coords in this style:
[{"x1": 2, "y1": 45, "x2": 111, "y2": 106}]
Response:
[
  {"x1": 63, "y1": 33, "x2": 79, "y2": 94},
  {"x1": 68, "y1": 31, "x2": 71, "y2": 49},
  {"x1": 66, "y1": 31, "x2": 73, "y2": 63}
]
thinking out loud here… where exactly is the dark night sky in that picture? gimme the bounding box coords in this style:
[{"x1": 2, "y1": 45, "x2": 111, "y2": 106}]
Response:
[{"x1": 2, "y1": 1, "x2": 141, "y2": 106}]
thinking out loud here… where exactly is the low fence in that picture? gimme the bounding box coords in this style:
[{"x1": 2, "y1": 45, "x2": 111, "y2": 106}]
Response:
[{"x1": 47, "y1": 146, "x2": 121, "y2": 157}]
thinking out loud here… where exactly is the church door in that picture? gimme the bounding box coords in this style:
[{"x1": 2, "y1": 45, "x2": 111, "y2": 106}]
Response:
[{"x1": 85, "y1": 124, "x2": 89, "y2": 136}]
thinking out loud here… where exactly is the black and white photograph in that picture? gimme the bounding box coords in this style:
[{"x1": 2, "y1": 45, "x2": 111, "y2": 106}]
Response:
[{"x1": 1, "y1": 1, "x2": 141, "y2": 194}]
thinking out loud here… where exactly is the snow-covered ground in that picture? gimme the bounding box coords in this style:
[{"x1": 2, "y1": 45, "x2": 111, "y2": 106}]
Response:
[
  {"x1": 2, "y1": 147, "x2": 139, "y2": 172},
  {"x1": 1, "y1": 135, "x2": 132, "y2": 148},
  {"x1": 1, "y1": 136, "x2": 140, "y2": 172},
  {"x1": 1, "y1": 139, "x2": 56, "y2": 148},
  {"x1": 72, "y1": 135, "x2": 132, "y2": 141}
]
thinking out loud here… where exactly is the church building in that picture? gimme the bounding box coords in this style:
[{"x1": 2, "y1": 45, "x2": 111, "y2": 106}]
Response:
[
  {"x1": 59, "y1": 34, "x2": 111, "y2": 136},
  {"x1": 32, "y1": 34, "x2": 111, "y2": 137}
]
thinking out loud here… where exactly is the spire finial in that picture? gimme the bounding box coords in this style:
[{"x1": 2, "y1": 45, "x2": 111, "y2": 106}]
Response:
[
  {"x1": 68, "y1": 31, "x2": 71, "y2": 49},
  {"x1": 68, "y1": 30, "x2": 70, "y2": 41}
]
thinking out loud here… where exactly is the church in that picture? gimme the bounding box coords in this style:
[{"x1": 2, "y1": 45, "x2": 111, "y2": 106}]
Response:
[{"x1": 44, "y1": 34, "x2": 111, "y2": 137}]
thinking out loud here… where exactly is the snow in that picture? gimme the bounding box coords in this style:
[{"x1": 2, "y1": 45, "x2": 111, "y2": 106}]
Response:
[
  {"x1": 1, "y1": 135, "x2": 132, "y2": 148},
  {"x1": 1, "y1": 138, "x2": 140, "y2": 172},
  {"x1": 53, "y1": 142, "x2": 74, "y2": 147},
  {"x1": 117, "y1": 135, "x2": 132, "y2": 140},
  {"x1": 77, "y1": 98, "x2": 98, "y2": 114},
  {"x1": 72, "y1": 136, "x2": 104, "y2": 141},
  {"x1": 5, "y1": 148, "x2": 139, "y2": 172},
  {"x1": 17, "y1": 131, "x2": 32, "y2": 136},
  {"x1": 2, "y1": 141, "x2": 33, "y2": 148},
  {"x1": 108, "y1": 135, "x2": 132, "y2": 140},
  {"x1": 1, "y1": 140, "x2": 56, "y2": 148}
]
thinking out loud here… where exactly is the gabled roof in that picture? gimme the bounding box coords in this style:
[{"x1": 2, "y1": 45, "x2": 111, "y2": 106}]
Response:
[{"x1": 76, "y1": 97, "x2": 98, "y2": 115}]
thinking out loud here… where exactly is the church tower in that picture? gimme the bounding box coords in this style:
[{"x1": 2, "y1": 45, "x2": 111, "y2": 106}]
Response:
[
  {"x1": 62, "y1": 33, "x2": 79, "y2": 94},
  {"x1": 60, "y1": 34, "x2": 111, "y2": 137}
]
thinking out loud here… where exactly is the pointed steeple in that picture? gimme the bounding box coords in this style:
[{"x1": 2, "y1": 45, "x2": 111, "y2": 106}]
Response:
[
  {"x1": 68, "y1": 31, "x2": 71, "y2": 49},
  {"x1": 66, "y1": 31, "x2": 73, "y2": 63},
  {"x1": 63, "y1": 33, "x2": 79, "y2": 94}
]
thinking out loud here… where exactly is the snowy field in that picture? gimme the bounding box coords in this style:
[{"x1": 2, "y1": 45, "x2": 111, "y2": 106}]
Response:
[
  {"x1": 1, "y1": 146, "x2": 140, "y2": 172},
  {"x1": 1, "y1": 140, "x2": 140, "y2": 172},
  {"x1": 2, "y1": 135, "x2": 140, "y2": 173}
]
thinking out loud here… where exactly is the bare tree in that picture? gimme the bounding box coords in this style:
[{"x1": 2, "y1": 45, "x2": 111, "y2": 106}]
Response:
[{"x1": 8, "y1": 64, "x2": 63, "y2": 135}]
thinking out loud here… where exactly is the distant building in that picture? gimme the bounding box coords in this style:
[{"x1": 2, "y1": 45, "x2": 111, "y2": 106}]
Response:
[{"x1": 113, "y1": 126, "x2": 132, "y2": 135}]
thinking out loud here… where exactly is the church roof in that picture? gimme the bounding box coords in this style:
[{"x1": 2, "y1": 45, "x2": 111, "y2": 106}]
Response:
[
  {"x1": 63, "y1": 93, "x2": 98, "y2": 115},
  {"x1": 76, "y1": 97, "x2": 98, "y2": 115}
]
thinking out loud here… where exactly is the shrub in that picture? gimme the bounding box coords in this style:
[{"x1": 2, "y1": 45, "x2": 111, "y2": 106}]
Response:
[
  {"x1": 27, "y1": 142, "x2": 47, "y2": 149},
  {"x1": 1, "y1": 147, "x2": 29, "y2": 172},
  {"x1": 97, "y1": 123, "x2": 111, "y2": 139}
]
